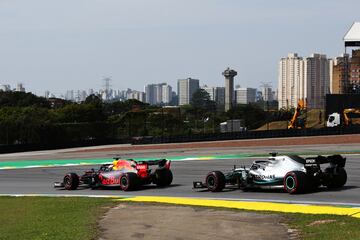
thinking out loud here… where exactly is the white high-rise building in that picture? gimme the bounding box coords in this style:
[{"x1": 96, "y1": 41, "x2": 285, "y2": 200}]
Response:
[
  {"x1": 0, "y1": 84, "x2": 11, "y2": 91},
  {"x1": 120, "y1": 89, "x2": 132, "y2": 100},
  {"x1": 235, "y1": 88, "x2": 257, "y2": 104},
  {"x1": 278, "y1": 53, "x2": 305, "y2": 109},
  {"x1": 145, "y1": 83, "x2": 172, "y2": 105},
  {"x1": 16, "y1": 83, "x2": 25, "y2": 92},
  {"x1": 65, "y1": 90, "x2": 75, "y2": 101},
  {"x1": 278, "y1": 53, "x2": 330, "y2": 109},
  {"x1": 45, "y1": 90, "x2": 50, "y2": 98},
  {"x1": 161, "y1": 84, "x2": 172, "y2": 104},
  {"x1": 127, "y1": 90, "x2": 145, "y2": 102},
  {"x1": 202, "y1": 85, "x2": 225, "y2": 106},
  {"x1": 262, "y1": 87, "x2": 273, "y2": 102},
  {"x1": 177, "y1": 78, "x2": 199, "y2": 105}
]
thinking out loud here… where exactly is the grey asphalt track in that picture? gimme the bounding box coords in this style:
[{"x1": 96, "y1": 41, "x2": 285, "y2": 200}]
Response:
[
  {"x1": 0, "y1": 141, "x2": 360, "y2": 162},
  {"x1": 0, "y1": 152, "x2": 359, "y2": 207}
]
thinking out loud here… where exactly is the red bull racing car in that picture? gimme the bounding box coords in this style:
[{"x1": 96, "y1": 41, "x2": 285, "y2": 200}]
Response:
[{"x1": 54, "y1": 158, "x2": 172, "y2": 191}]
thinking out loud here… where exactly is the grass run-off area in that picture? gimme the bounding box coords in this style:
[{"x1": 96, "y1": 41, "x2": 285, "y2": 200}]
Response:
[
  {"x1": 0, "y1": 196, "x2": 116, "y2": 240},
  {"x1": 0, "y1": 196, "x2": 360, "y2": 240},
  {"x1": 286, "y1": 213, "x2": 360, "y2": 239}
]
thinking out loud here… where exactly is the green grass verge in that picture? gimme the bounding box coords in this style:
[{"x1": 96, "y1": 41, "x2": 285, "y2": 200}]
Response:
[
  {"x1": 0, "y1": 197, "x2": 359, "y2": 240},
  {"x1": 286, "y1": 213, "x2": 360, "y2": 240},
  {"x1": 0, "y1": 196, "x2": 116, "y2": 240}
]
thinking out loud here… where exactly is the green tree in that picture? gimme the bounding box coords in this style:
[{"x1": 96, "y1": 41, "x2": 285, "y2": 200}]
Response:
[
  {"x1": 0, "y1": 106, "x2": 55, "y2": 144},
  {"x1": 183, "y1": 89, "x2": 216, "y2": 132},
  {"x1": 103, "y1": 99, "x2": 150, "y2": 117},
  {"x1": 54, "y1": 104, "x2": 105, "y2": 123},
  {"x1": 84, "y1": 94, "x2": 102, "y2": 106},
  {"x1": 190, "y1": 89, "x2": 216, "y2": 112},
  {"x1": 227, "y1": 103, "x2": 268, "y2": 130},
  {"x1": 0, "y1": 91, "x2": 50, "y2": 108}
]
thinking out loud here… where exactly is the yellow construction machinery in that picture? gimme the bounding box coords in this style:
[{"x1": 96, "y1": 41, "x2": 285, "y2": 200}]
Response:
[
  {"x1": 343, "y1": 108, "x2": 360, "y2": 125},
  {"x1": 288, "y1": 99, "x2": 306, "y2": 129},
  {"x1": 327, "y1": 108, "x2": 360, "y2": 127}
]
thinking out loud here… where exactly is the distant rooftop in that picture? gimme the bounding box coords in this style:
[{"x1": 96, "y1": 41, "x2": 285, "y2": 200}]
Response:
[{"x1": 344, "y1": 22, "x2": 360, "y2": 47}]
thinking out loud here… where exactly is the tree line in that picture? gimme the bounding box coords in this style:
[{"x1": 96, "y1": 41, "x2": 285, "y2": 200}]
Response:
[{"x1": 0, "y1": 90, "x2": 289, "y2": 146}]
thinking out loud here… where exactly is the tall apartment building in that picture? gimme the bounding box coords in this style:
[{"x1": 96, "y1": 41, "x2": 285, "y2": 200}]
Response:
[
  {"x1": 235, "y1": 87, "x2": 257, "y2": 104},
  {"x1": 161, "y1": 84, "x2": 172, "y2": 104},
  {"x1": 335, "y1": 22, "x2": 360, "y2": 93},
  {"x1": 278, "y1": 53, "x2": 330, "y2": 109},
  {"x1": 127, "y1": 90, "x2": 145, "y2": 102},
  {"x1": 177, "y1": 78, "x2": 199, "y2": 105},
  {"x1": 145, "y1": 84, "x2": 158, "y2": 105},
  {"x1": 0, "y1": 84, "x2": 11, "y2": 91},
  {"x1": 350, "y1": 49, "x2": 360, "y2": 93},
  {"x1": 74, "y1": 90, "x2": 87, "y2": 102},
  {"x1": 202, "y1": 85, "x2": 225, "y2": 106},
  {"x1": 65, "y1": 90, "x2": 75, "y2": 101},
  {"x1": 331, "y1": 54, "x2": 349, "y2": 94},
  {"x1": 145, "y1": 83, "x2": 172, "y2": 105},
  {"x1": 262, "y1": 87, "x2": 274, "y2": 101},
  {"x1": 16, "y1": 83, "x2": 25, "y2": 92},
  {"x1": 305, "y1": 54, "x2": 330, "y2": 109},
  {"x1": 278, "y1": 53, "x2": 305, "y2": 109}
]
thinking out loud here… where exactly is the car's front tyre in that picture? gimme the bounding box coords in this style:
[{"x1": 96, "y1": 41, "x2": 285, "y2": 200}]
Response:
[
  {"x1": 206, "y1": 171, "x2": 226, "y2": 192},
  {"x1": 63, "y1": 173, "x2": 79, "y2": 190}
]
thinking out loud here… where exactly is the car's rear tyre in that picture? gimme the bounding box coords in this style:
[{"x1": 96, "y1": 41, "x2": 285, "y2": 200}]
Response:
[
  {"x1": 120, "y1": 172, "x2": 138, "y2": 191},
  {"x1": 63, "y1": 173, "x2": 79, "y2": 190},
  {"x1": 284, "y1": 171, "x2": 308, "y2": 194},
  {"x1": 206, "y1": 171, "x2": 226, "y2": 192},
  {"x1": 325, "y1": 167, "x2": 347, "y2": 189},
  {"x1": 154, "y1": 169, "x2": 173, "y2": 187}
]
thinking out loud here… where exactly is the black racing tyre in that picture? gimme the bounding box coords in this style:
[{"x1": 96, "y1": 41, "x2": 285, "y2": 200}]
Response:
[
  {"x1": 154, "y1": 169, "x2": 173, "y2": 187},
  {"x1": 284, "y1": 171, "x2": 308, "y2": 194},
  {"x1": 63, "y1": 173, "x2": 79, "y2": 190},
  {"x1": 205, "y1": 171, "x2": 226, "y2": 192},
  {"x1": 120, "y1": 172, "x2": 139, "y2": 191},
  {"x1": 307, "y1": 176, "x2": 321, "y2": 192},
  {"x1": 325, "y1": 168, "x2": 347, "y2": 189}
]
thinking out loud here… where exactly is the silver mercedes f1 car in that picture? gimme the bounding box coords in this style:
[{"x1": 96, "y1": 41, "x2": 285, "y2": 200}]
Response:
[{"x1": 193, "y1": 153, "x2": 347, "y2": 194}]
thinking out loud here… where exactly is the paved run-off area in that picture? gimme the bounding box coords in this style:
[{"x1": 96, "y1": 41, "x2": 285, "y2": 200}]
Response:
[{"x1": 100, "y1": 203, "x2": 290, "y2": 240}]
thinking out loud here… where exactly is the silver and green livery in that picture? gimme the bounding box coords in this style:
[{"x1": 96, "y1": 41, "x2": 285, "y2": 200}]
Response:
[{"x1": 193, "y1": 153, "x2": 347, "y2": 194}]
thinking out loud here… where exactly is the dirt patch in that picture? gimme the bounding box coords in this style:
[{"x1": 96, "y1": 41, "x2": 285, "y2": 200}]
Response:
[
  {"x1": 307, "y1": 219, "x2": 337, "y2": 226},
  {"x1": 99, "y1": 203, "x2": 290, "y2": 240},
  {"x1": 74, "y1": 134, "x2": 360, "y2": 153}
]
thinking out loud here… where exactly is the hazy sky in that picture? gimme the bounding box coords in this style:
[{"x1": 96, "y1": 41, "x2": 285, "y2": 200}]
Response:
[{"x1": 0, "y1": 0, "x2": 359, "y2": 95}]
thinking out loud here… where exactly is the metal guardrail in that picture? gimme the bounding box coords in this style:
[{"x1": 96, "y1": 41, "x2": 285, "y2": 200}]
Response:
[{"x1": 1, "y1": 126, "x2": 360, "y2": 153}]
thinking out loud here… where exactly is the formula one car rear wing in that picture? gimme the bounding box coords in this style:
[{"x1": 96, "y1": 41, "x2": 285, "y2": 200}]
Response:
[
  {"x1": 113, "y1": 158, "x2": 171, "y2": 168},
  {"x1": 305, "y1": 155, "x2": 346, "y2": 167}
]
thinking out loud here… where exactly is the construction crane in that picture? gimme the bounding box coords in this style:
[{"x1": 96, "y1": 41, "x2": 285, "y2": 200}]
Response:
[{"x1": 288, "y1": 99, "x2": 306, "y2": 129}]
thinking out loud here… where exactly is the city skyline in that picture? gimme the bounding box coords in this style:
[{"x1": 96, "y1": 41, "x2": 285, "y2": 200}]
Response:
[{"x1": 1, "y1": 1, "x2": 359, "y2": 94}]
